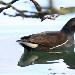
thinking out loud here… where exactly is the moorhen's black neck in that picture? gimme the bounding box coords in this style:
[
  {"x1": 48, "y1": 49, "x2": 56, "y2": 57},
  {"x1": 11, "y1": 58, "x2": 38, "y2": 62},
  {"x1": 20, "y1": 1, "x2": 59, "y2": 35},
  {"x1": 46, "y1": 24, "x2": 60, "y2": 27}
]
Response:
[
  {"x1": 61, "y1": 27, "x2": 73, "y2": 35},
  {"x1": 61, "y1": 17, "x2": 75, "y2": 34}
]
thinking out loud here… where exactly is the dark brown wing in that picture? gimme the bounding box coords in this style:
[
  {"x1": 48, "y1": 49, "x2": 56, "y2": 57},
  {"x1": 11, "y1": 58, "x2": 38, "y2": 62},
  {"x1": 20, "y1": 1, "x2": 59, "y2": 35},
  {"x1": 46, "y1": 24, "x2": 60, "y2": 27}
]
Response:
[{"x1": 27, "y1": 31, "x2": 67, "y2": 48}]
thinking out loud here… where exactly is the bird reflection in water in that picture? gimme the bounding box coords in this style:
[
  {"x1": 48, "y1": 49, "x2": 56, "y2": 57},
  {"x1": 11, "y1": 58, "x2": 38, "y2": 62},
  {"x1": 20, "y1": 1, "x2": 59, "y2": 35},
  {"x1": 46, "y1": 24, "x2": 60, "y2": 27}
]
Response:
[{"x1": 18, "y1": 45, "x2": 75, "y2": 69}]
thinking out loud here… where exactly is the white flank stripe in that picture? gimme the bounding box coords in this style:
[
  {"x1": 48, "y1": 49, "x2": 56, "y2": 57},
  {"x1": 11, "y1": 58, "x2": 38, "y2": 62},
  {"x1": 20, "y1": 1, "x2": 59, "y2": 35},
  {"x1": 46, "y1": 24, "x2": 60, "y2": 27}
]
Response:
[
  {"x1": 18, "y1": 41, "x2": 38, "y2": 48},
  {"x1": 49, "y1": 40, "x2": 68, "y2": 49},
  {"x1": 23, "y1": 42, "x2": 38, "y2": 48}
]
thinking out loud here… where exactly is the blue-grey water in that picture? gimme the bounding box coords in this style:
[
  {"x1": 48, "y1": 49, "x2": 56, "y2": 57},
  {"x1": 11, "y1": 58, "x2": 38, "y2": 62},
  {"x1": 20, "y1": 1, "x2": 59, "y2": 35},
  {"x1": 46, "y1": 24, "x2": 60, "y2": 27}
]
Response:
[
  {"x1": 1, "y1": 0, "x2": 75, "y2": 75},
  {"x1": 0, "y1": 13, "x2": 75, "y2": 75}
]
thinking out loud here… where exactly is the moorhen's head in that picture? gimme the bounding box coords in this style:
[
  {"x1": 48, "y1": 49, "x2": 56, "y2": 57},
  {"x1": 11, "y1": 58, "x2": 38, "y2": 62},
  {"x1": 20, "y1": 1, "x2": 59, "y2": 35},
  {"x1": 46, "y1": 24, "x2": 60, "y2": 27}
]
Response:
[{"x1": 61, "y1": 17, "x2": 75, "y2": 33}]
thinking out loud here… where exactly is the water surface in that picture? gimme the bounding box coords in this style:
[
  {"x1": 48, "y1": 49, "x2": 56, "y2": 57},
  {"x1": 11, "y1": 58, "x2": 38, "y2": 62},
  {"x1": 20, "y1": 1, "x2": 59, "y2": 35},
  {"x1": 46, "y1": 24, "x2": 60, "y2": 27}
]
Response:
[{"x1": 0, "y1": 14, "x2": 75, "y2": 75}]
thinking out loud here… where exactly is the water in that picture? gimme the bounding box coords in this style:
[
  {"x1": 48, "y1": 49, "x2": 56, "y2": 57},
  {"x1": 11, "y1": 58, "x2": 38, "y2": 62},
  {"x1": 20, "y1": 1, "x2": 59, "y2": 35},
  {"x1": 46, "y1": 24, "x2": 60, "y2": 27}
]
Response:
[{"x1": 0, "y1": 14, "x2": 75, "y2": 75}]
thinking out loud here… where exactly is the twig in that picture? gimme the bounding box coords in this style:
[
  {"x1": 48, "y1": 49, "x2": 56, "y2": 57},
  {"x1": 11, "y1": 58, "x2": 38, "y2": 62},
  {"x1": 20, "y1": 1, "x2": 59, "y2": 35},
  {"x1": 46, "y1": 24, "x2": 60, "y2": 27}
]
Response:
[
  {"x1": 30, "y1": 0, "x2": 42, "y2": 12},
  {"x1": 0, "y1": 0, "x2": 19, "y2": 13}
]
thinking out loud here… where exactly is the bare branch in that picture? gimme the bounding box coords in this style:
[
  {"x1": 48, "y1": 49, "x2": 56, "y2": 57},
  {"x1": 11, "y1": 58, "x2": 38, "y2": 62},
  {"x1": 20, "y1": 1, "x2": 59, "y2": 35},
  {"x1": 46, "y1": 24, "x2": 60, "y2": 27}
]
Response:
[
  {"x1": 60, "y1": 7, "x2": 75, "y2": 14},
  {"x1": 0, "y1": 0, "x2": 60, "y2": 21},
  {"x1": 0, "y1": 1, "x2": 7, "y2": 5},
  {"x1": 0, "y1": 7, "x2": 8, "y2": 13},
  {"x1": 0, "y1": 0, "x2": 19, "y2": 13},
  {"x1": 9, "y1": 0, "x2": 19, "y2": 4},
  {"x1": 3, "y1": 12, "x2": 39, "y2": 18},
  {"x1": 11, "y1": 6, "x2": 38, "y2": 14},
  {"x1": 11, "y1": 6, "x2": 49, "y2": 19},
  {"x1": 29, "y1": 0, "x2": 60, "y2": 21},
  {"x1": 30, "y1": 0, "x2": 42, "y2": 12},
  {"x1": 41, "y1": 14, "x2": 60, "y2": 21},
  {"x1": 12, "y1": 6, "x2": 28, "y2": 13},
  {"x1": 1, "y1": 0, "x2": 75, "y2": 21}
]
